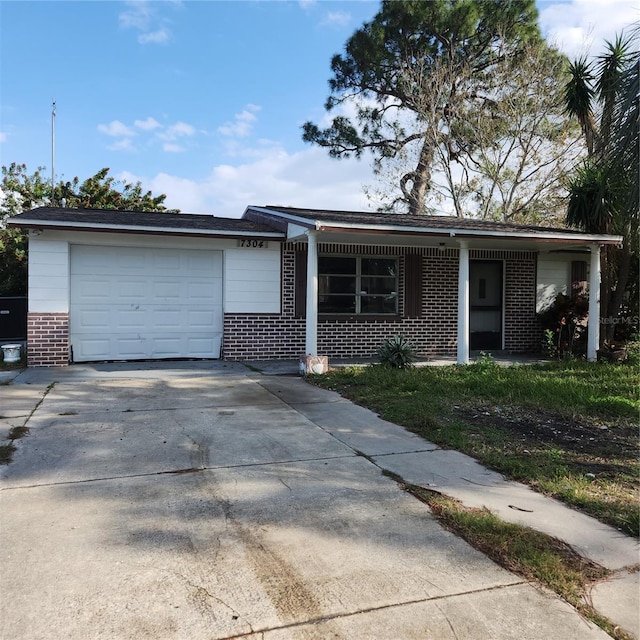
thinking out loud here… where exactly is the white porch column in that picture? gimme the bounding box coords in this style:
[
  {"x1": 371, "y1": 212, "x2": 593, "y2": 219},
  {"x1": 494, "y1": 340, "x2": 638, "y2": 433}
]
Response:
[
  {"x1": 457, "y1": 240, "x2": 470, "y2": 365},
  {"x1": 587, "y1": 243, "x2": 601, "y2": 361},
  {"x1": 305, "y1": 230, "x2": 318, "y2": 356}
]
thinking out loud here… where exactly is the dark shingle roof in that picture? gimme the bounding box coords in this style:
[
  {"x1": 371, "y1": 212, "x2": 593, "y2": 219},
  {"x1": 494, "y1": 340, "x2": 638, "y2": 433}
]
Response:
[
  {"x1": 9, "y1": 205, "x2": 621, "y2": 245},
  {"x1": 257, "y1": 205, "x2": 573, "y2": 234},
  {"x1": 9, "y1": 207, "x2": 283, "y2": 236}
]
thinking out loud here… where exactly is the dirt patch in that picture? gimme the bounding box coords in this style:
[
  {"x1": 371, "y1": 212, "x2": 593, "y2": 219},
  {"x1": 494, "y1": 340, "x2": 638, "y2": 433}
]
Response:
[{"x1": 452, "y1": 403, "x2": 638, "y2": 459}]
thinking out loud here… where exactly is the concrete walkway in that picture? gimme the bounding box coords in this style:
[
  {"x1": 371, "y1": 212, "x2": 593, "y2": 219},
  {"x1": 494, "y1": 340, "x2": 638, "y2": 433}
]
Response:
[{"x1": 0, "y1": 361, "x2": 637, "y2": 639}]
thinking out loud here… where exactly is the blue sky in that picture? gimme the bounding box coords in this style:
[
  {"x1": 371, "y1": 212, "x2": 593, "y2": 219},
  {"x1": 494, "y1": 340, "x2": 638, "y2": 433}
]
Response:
[{"x1": 1, "y1": 0, "x2": 637, "y2": 216}]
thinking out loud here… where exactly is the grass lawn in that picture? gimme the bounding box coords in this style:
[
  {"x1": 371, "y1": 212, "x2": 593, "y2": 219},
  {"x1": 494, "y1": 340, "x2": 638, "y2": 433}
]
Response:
[{"x1": 311, "y1": 356, "x2": 640, "y2": 538}]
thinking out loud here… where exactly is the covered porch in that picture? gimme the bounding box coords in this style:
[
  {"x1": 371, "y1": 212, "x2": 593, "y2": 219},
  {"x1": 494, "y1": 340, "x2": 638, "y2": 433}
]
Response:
[{"x1": 243, "y1": 207, "x2": 622, "y2": 369}]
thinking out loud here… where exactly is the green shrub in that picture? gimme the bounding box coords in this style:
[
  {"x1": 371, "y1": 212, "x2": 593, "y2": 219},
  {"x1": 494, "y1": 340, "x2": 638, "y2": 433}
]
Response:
[
  {"x1": 377, "y1": 335, "x2": 417, "y2": 369},
  {"x1": 537, "y1": 293, "x2": 588, "y2": 359}
]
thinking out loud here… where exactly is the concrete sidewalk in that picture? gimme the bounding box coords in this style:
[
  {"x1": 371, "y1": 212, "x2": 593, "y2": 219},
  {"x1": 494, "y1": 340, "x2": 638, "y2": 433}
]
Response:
[
  {"x1": 259, "y1": 375, "x2": 639, "y2": 638},
  {"x1": 1, "y1": 362, "x2": 637, "y2": 639}
]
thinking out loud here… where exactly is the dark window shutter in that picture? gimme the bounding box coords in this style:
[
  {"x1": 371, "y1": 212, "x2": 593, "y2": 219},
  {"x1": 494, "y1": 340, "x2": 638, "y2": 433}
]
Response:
[
  {"x1": 571, "y1": 260, "x2": 587, "y2": 297},
  {"x1": 295, "y1": 250, "x2": 307, "y2": 318},
  {"x1": 404, "y1": 253, "x2": 423, "y2": 317}
]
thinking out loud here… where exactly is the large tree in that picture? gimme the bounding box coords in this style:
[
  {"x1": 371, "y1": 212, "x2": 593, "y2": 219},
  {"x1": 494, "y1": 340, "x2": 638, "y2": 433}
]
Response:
[
  {"x1": 563, "y1": 30, "x2": 639, "y2": 339},
  {"x1": 364, "y1": 41, "x2": 581, "y2": 222},
  {"x1": 303, "y1": 0, "x2": 555, "y2": 216},
  {"x1": 0, "y1": 164, "x2": 177, "y2": 295}
]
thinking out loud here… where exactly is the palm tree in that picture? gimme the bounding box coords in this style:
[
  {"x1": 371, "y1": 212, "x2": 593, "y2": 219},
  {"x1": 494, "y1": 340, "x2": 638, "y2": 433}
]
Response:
[{"x1": 564, "y1": 28, "x2": 639, "y2": 342}]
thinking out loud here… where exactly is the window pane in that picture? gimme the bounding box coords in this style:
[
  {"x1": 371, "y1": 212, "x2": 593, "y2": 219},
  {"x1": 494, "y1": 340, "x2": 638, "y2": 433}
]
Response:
[
  {"x1": 319, "y1": 275, "x2": 355, "y2": 295},
  {"x1": 319, "y1": 257, "x2": 356, "y2": 274},
  {"x1": 317, "y1": 256, "x2": 398, "y2": 315},
  {"x1": 361, "y1": 296, "x2": 398, "y2": 314},
  {"x1": 361, "y1": 276, "x2": 396, "y2": 295},
  {"x1": 319, "y1": 295, "x2": 356, "y2": 313},
  {"x1": 361, "y1": 258, "x2": 397, "y2": 276}
]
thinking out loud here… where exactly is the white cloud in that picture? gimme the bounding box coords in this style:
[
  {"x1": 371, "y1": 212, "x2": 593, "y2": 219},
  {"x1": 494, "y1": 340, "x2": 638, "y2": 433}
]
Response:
[
  {"x1": 98, "y1": 120, "x2": 136, "y2": 138},
  {"x1": 165, "y1": 121, "x2": 195, "y2": 138},
  {"x1": 123, "y1": 144, "x2": 378, "y2": 216},
  {"x1": 118, "y1": 0, "x2": 174, "y2": 45},
  {"x1": 163, "y1": 142, "x2": 185, "y2": 153},
  {"x1": 138, "y1": 27, "x2": 171, "y2": 45},
  {"x1": 108, "y1": 138, "x2": 136, "y2": 152},
  {"x1": 134, "y1": 116, "x2": 161, "y2": 131},
  {"x1": 99, "y1": 116, "x2": 199, "y2": 153},
  {"x1": 539, "y1": 0, "x2": 638, "y2": 59},
  {"x1": 0, "y1": 132, "x2": 7, "y2": 143},
  {"x1": 322, "y1": 11, "x2": 351, "y2": 27},
  {"x1": 155, "y1": 121, "x2": 196, "y2": 147},
  {"x1": 118, "y1": 1, "x2": 153, "y2": 30},
  {"x1": 217, "y1": 105, "x2": 261, "y2": 138}
]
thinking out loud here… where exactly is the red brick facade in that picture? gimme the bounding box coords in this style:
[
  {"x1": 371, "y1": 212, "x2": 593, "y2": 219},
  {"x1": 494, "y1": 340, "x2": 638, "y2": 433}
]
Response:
[
  {"x1": 27, "y1": 313, "x2": 69, "y2": 367},
  {"x1": 502, "y1": 252, "x2": 540, "y2": 353},
  {"x1": 223, "y1": 243, "x2": 539, "y2": 361}
]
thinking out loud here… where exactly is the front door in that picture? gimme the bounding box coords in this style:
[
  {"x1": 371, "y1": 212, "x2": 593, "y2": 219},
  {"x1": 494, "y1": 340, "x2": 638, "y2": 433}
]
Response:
[{"x1": 470, "y1": 261, "x2": 503, "y2": 351}]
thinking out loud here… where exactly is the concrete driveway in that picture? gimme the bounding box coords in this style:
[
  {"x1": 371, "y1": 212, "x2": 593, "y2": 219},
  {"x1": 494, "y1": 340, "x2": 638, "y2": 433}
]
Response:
[{"x1": 0, "y1": 363, "x2": 609, "y2": 639}]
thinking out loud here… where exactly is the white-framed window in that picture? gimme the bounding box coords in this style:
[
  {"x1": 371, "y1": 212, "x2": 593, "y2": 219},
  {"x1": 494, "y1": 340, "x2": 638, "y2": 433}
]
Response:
[{"x1": 318, "y1": 256, "x2": 398, "y2": 314}]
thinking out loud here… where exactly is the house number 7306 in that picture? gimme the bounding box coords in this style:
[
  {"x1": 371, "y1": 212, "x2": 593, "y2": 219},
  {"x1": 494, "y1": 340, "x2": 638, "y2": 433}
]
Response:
[{"x1": 238, "y1": 239, "x2": 267, "y2": 248}]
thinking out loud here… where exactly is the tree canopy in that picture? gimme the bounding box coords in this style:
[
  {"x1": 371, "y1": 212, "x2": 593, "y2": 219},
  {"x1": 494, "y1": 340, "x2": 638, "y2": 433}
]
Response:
[
  {"x1": 563, "y1": 29, "x2": 639, "y2": 335},
  {"x1": 302, "y1": 0, "x2": 569, "y2": 217},
  {"x1": 364, "y1": 41, "x2": 581, "y2": 223},
  {"x1": 0, "y1": 164, "x2": 177, "y2": 296}
]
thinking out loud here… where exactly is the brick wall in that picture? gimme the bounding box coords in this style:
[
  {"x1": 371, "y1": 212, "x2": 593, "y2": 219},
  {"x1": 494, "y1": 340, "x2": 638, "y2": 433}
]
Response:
[
  {"x1": 503, "y1": 253, "x2": 539, "y2": 352},
  {"x1": 27, "y1": 313, "x2": 69, "y2": 367},
  {"x1": 223, "y1": 245, "x2": 538, "y2": 361}
]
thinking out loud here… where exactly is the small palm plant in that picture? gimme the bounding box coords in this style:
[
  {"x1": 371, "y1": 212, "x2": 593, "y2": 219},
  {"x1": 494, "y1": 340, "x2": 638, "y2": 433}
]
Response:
[{"x1": 377, "y1": 335, "x2": 417, "y2": 369}]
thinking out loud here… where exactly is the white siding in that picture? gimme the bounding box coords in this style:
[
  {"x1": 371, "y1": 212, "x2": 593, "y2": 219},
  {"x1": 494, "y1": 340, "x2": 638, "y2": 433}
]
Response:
[
  {"x1": 536, "y1": 253, "x2": 589, "y2": 313},
  {"x1": 225, "y1": 247, "x2": 281, "y2": 313},
  {"x1": 28, "y1": 234, "x2": 70, "y2": 312},
  {"x1": 26, "y1": 230, "x2": 284, "y2": 316}
]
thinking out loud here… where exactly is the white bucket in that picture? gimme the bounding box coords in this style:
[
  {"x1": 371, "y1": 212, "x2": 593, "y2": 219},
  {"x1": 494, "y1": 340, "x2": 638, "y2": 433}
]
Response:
[{"x1": 1, "y1": 344, "x2": 22, "y2": 363}]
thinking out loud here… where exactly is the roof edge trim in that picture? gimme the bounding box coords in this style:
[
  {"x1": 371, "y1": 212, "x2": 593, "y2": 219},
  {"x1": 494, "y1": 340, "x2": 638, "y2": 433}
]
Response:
[
  {"x1": 314, "y1": 222, "x2": 622, "y2": 244},
  {"x1": 9, "y1": 218, "x2": 285, "y2": 238}
]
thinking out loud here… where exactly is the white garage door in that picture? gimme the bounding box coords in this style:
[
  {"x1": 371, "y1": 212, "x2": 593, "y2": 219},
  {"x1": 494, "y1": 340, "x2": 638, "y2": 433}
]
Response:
[{"x1": 70, "y1": 245, "x2": 223, "y2": 362}]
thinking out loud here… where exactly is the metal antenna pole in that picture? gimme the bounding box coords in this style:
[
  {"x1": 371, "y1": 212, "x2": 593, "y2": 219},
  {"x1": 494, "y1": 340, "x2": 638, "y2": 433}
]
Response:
[{"x1": 51, "y1": 98, "x2": 56, "y2": 205}]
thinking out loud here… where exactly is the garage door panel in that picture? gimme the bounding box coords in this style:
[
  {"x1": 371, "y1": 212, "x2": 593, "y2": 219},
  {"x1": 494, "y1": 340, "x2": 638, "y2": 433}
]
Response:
[
  {"x1": 187, "y1": 253, "x2": 219, "y2": 272},
  {"x1": 70, "y1": 248, "x2": 111, "y2": 274},
  {"x1": 152, "y1": 337, "x2": 183, "y2": 357},
  {"x1": 74, "y1": 277, "x2": 112, "y2": 299},
  {"x1": 115, "y1": 337, "x2": 148, "y2": 359},
  {"x1": 71, "y1": 245, "x2": 223, "y2": 362},
  {"x1": 118, "y1": 280, "x2": 149, "y2": 300},
  {"x1": 115, "y1": 309, "x2": 147, "y2": 329},
  {"x1": 187, "y1": 337, "x2": 219, "y2": 356},
  {"x1": 153, "y1": 280, "x2": 183, "y2": 300},
  {"x1": 72, "y1": 309, "x2": 111, "y2": 331},
  {"x1": 187, "y1": 309, "x2": 217, "y2": 329},
  {"x1": 188, "y1": 281, "x2": 218, "y2": 302},
  {"x1": 74, "y1": 338, "x2": 113, "y2": 360},
  {"x1": 153, "y1": 253, "x2": 181, "y2": 271},
  {"x1": 151, "y1": 308, "x2": 183, "y2": 329},
  {"x1": 119, "y1": 252, "x2": 147, "y2": 270}
]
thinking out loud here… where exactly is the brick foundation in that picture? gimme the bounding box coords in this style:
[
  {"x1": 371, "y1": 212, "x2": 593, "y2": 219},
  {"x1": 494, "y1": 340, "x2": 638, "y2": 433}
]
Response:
[
  {"x1": 223, "y1": 245, "x2": 539, "y2": 361},
  {"x1": 27, "y1": 312, "x2": 70, "y2": 367}
]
